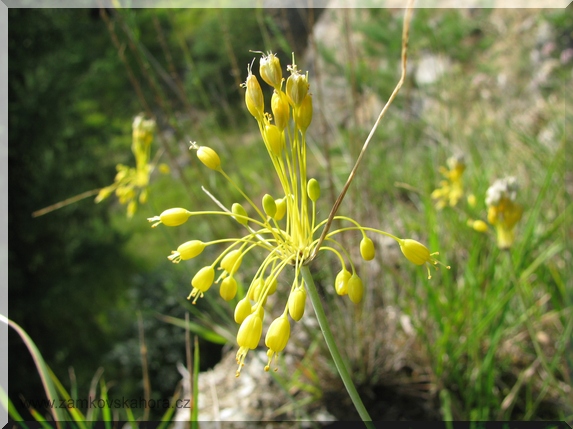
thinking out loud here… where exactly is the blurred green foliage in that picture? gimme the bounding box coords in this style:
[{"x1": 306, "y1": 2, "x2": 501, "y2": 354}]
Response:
[{"x1": 9, "y1": 7, "x2": 138, "y2": 410}]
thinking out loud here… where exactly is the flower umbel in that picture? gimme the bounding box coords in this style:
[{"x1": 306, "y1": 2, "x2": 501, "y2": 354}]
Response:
[
  {"x1": 431, "y1": 154, "x2": 466, "y2": 209},
  {"x1": 485, "y1": 177, "x2": 523, "y2": 249},
  {"x1": 148, "y1": 52, "x2": 446, "y2": 376},
  {"x1": 96, "y1": 114, "x2": 167, "y2": 217}
]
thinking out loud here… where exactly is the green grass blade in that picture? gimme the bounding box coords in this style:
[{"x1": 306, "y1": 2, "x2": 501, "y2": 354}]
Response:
[
  {"x1": 155, "y1": 313, "x2": 228, "y2": 344},
  {"x1": 47, "y1": 368, "x2": 88, "y2": 426},
  {"x1": 192, "y1": 336, "x2": 200, "y2": 429},
  {"x1": 1, "y1": 384, "x2": 29, "y2": 428},
  {"x1": 99, "y1": 380, "x2": 112, "y2": 428},
  {"x1": 156, "y1": 385, "x2": 181, "y2": 429},
  {"x1": 1, "y1": 315, "x2": 66, "y2": 425}
]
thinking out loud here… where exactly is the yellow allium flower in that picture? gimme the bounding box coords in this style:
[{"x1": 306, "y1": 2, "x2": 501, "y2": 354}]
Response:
[
  {"x1": 95, "y1": 114, "x2": 160, "y2": 218},
  {"x1": 485, "y1": 177, "x2": 523, "y2": 249},
  {"x1": 147, "y1": 53, "x2": 446, "y2": 375},
  {"x1": 431, "y1": 154, "x2": 466, "y2": 209}
]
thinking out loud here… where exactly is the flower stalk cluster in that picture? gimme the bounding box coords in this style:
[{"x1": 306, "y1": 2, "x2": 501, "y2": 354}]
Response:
[{"x1": 148, "y1": 52, "x2": 446, "y2": 376}]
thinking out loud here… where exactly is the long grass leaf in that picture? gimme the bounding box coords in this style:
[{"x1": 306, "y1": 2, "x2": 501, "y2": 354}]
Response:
[
  {"x1": 47, "y1": 368, "x2": 88, "y2": 427},
  {"x1": 1, "y1": 315, "x2": 66, "y2": 425},
  {"x1": 1, "y1": 384, "x2": 29, "y2": 428},
  {"x1": 99, "y1": 380, "x2": 112, "y2": 429},
  {"x1": 192, "y1": 336, "x2": 200, "y2": 429},
  {"x1": 155, "y1": 313, "x2": 228, "y2": 344}
]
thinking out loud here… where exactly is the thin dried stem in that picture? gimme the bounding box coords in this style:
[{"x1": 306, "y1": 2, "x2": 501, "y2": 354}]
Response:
[
  {"x1": 32, "y1": 188, "x2": 102, "y2": 218},
  {"x1": 310, "y1": 2, "x2": 414, "y2": 261}
]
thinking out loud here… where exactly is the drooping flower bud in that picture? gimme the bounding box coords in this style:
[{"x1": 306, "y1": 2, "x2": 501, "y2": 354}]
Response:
[
  {"x1": 266, "y1": 277, "x2": 277, "y2": 295},
  {"x1": 360, "y1": 237, "x2": 375, "y2": 261},
  {"x1": 288, "y1": 286, "x2": 306, "y2": 321},
  {"x1": 347, "y1": 273, "x2": 364, "y2": 304},
  {"x1": 220, "y1": 276, "x2": 238, "y2": 302},
  {"x1": 398, "y1": 238, "x2": 448, "y2": 279},
  {"x1": 234, "y1": 297, "x2": 252, "y2": 324},
  {"x1": 221, "y1": 249, "x2": 243, "y2": 275},
  {"x1": 235, "y1": 307, "x2": 264, "y2": 377},
  {"x1": 168, "y1": 240, "x2": 206, "y2": 263},
  {"x1": 191, "y1": 266, "x2": 215, "y2": 292},
  {"x1": 265, "y1": 314, "x2": 290, "y2": 371},
  {"x1": 399, "y1": 239, "x2": 431, "y2": 266},
  {"x1": 307, "y1": 178, "x2": 320, "y2": 202},
  {"x1": 237, "y1": 310, "x2": 263, "y2": 350},
  {"x1": 196, "y1": 146, "x2": 221, "y2": 171},
  {"x1": 232, "y1": 203, "x2": 249, "y2": 226},
  {"x1": 252, "y1": 278, "x2": 268, "y2": 305},
  {"x1": 259, "y1": 52, "x2": 282, "y2": 89},
  {"x1": 335, "y1": 268, "x2": 351, "y2": 296},
  {"x1": 468, "y1": 219, "x2": 488, "y2": 233},
  {"x1": 262, "y1": 194, "x2": 277, "y2": 219},
  {"x1": 148, "y1": 208, "x2": 192, "y2": 228},
  {"x1": 188, "y1": 265, "x2": 216, "y2": 304}
]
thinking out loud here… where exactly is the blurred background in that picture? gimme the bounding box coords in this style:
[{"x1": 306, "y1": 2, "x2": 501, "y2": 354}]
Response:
[{"x1": 8, "y1": 6, "x2": 573, "y2": 423}]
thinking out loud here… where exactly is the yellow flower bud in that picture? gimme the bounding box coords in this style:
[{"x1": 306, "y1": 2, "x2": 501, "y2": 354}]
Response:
[
  {"x1": 335, "y1": 268, "x2": 351, "y2": 296},
  {"x1": 148, "y1": 208, "x2": 192, "y2": 228},
  {"x1": 196, "y1": 146, "x2": 221, "y2": 171},
  {"x1": 252, "y1": 278, "x2": 268, "y2": 305},
  {"x1": 158, "y1": 163, "x2": 170, "y2": 174},
  {"x1": 95, "y1": 185, "x2": 114, "y2": 203},
  {"x1": 259, "y1": 52, "x2": 282, "y2": 89},
  {"x1": 235, "y1": 307, "x2": 264, "y2": 377},
  {"x1": 234, "y1": 297, "x2": 252, "y2": 324},
  {"x1": 265, "y1": 315, "x2": 290, "y2": 371},
  {"x1": 274, "y1": 198, "x2": 286, "y2": 221},
  {"x1": 264, "y1": 124, "x2": 283, "y2": 156},
  {"x1": 468, "y1": 219, "x2": 488, "y2": 233},
  {"x1": 294, "y1": 93, "x2": 312, "y2": 133},
  {"x1": 139, "y1": 188, "x2": 148, "y2": 204},
  {"x1": 245, "y1": 69, "x2": 264, "y2": 120},
  {"x1": 127, "y1": 200, "x2": 137, "y2": 218},
  {"x1": 467, "y1": 193, "x2": 477, "y2": 207},
  {"x1": 265, "y1": 315, "x2": 290, "y2": 352},
  {"x1": 360, "y1": 236, "x2": 375, "y2": 261},
  {"x1": 271, "y1": 91, "x2": 289, "y2": 131},
  {"x1": 221, "y1": 249, "x2": 243, "y2": 275},
  {"x1": 286, "y1": 70, "x2": 308, "y2": 107},
  {"x1": 237, "y1": 311, "x2": 263, "y2": 350},
  {"x1": 347, "y1": 273, "x2": 364, "y2": 304},
  {"x1": 288, "y1": 286, "x2": 306, "y2": 321},
  {"x1": 168, "y1": 240, "x2": 206, "y2": 263},
  {"x1": 399, "y1": 239, "x2": 431, "y2": 266},
  {"x1": 191, "y1": 266, "x2": 215, "y2": 292},
  {"x1": 262, "y1": 194, "x2": 277, "y2": 218},
  {"x1": 232, "y1": 203, "x2": 249, "y2": 226},
  {"x1": 220, "y1": 276, "x2": 238, "y2": 301},
  {"x1": 398, "y1": 238, "x2": 448, "y2": 279},
  {"x1": 266, "y1": 277, "x2": 277, "y2": 295},
  {"x1": 247, "y1": 279, "x2": 258, "y2": 301},
  {"x1": 307, "y1": 178, "x2": 320, "y2": 202}
]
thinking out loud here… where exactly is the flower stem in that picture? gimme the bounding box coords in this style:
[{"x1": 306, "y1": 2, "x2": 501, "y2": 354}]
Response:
[{"x1": 300, "y1": 265, "x2": 375, "y2": 427}]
